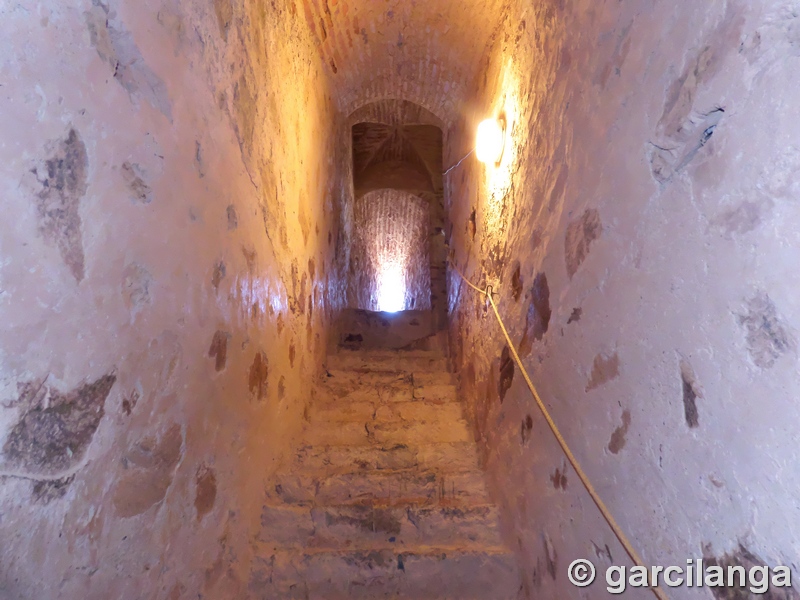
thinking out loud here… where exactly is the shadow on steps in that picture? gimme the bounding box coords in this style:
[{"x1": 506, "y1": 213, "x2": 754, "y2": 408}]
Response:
[{"x1": 335, "y1": 308, "x2": 448, "y2": 354}]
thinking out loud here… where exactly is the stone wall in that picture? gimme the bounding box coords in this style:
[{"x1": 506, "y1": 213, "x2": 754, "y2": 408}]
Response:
[
  {"x1": 446, "y1": 0, "x2": 800, "y2": 597},
  {"x1": 0, "y1": 0, "x2": 349, "y2": 597}
]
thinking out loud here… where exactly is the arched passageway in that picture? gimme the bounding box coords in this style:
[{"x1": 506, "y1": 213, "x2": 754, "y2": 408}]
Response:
[{"x1": 350, "y1": 189, "x2": 431, "y2": 312}]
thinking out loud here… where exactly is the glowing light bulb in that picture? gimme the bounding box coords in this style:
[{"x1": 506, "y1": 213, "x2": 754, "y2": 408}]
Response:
[
  {"x1": 377, "y1": 262, "x2": 405, "y2": 313},
  {"x1": 475, "y1": 118, "x2": 505, "y2": 164}
]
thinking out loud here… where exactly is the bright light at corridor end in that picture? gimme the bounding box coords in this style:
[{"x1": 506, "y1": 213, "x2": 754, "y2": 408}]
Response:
[
  {"x1": 476, "y1": 118, "x2": 505, "y2": 164},
  {"x1": 377, "y1": 262, "x2": 405, "y2": 313}
]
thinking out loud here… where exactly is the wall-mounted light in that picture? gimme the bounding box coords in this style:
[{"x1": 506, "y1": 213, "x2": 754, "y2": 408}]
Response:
[{"x1": 475, "y1": 117, "x2": 506, "y2": 165}]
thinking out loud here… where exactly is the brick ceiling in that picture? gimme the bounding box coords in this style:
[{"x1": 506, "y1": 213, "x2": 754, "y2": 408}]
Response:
[{"x1": 298, "y1": 0, "x2": 507, "y2": 122}]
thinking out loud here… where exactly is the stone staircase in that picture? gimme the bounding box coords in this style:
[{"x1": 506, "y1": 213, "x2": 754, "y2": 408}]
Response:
[{"x1": 252, "y1": 343, "x2": 521, "y2": 599}]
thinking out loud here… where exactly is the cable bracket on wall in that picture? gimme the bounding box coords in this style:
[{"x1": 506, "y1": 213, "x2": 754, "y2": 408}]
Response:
[{"x1": 443, "y1": 149, "x2": 474, "y2": 175}]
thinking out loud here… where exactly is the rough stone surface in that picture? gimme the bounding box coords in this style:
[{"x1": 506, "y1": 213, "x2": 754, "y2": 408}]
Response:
[
  {"x1": 447, "y1": 0, "x2": 800, "y2": 597},
  {"x1": 257, "y1": 328, "x2": 520, "y2": 598},
  {"x1": 2, "y1": 373, "x2": 116, "y2": 477},
  {"x1": 0, "y1": 0, "x2": 349, "y2": 596},
  {"x1": 335, "y1": 308, "x2": 439, "y2": 351}
]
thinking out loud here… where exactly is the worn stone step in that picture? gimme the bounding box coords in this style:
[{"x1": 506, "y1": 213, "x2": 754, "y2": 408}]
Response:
[
  {"x1": 270, "y1": 468, "x2": 490, "y2": 506},
  {"x1": 412, "y1": 381, "x2": 457, "y2": 403},
  {"x1": 292, "y1": 442, "x2": 481, "y2": 474},
  {"x1": 302, "y1": 418, "x2": 472, "y2": 446},
  {"x1": 259, "y1": 503, "x2": 505, "y2": 549},
  {"x1": 412, "y1": 371, "x2": 455, "y2": 387},
  {"x1": 320, "y1": 371, "x2": 415, "y2": 403},
  {"x1": 315, "y1": 383, "x2": 458, "y2": 408},
  {"x1": 308, "y1": 400, "x2": 464, "y2": 425},
  {"x1": 249, "y1": 547, "x2": 520, "y2": 600},
  {"x1": 318, "y1": 370, "x2": 456, "y2": 400},
  {"x1": 327, "y1": 351, "x2": 449, "y2": 373}
]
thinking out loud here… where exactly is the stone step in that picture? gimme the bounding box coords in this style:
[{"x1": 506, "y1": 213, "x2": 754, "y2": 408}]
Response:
[
  {"x1": 320, "y1": 371, "x2": 415, "y2": 403},
  {"x1": 319, "y1": 370, "x2": 456, "y2": 398},
  {"x1": 292, "y1": 442, "x2": 481, "y2": 474},
  {"x1": 327, "y1": 351, "x2": 449, "y2": 373},
  {"x1": 308, "y1": 399, "x2": 465, "y2": 425},
  {"x1": 270, "y1": 468, "x2": 490, "y2": 506},
  {"x1": 302, "y1": 418, "x2": 472, "y2": 446},
  {"x1": 412, "y1": 371, "x2": 455, "y2": 387},
  {"x1": 249, "y1": 547, "x2": 520, "y2": 600},
  {"x1": 259, "y1": 503, "x2": 505, "y2": 549}
]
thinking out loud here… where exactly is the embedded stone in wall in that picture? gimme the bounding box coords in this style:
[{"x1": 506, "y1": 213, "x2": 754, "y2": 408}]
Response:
[
  {"x1": 518, "y1": 273, "x2": 551, "y2": 357},
  {"x1": 649, "y1": 9, "x2": 743, "y2": 183},
  {"x1": 468, "y1": 209, "x2": 476, "y2": 239},
  {"x1": 549, "y1": 465, "x2": 567, "y2": 490},
  {"x1": 680, "y1": 360, "x2": 702, "y2": 428},
  {"x1": 520, "y1": 415, "x2": 533, "y2": 445},
  {"x1": 510, "y1": 262, "x2": 523, "y2": 302},
  {"x1": 31, "y1": 128, "x2": 88, "y2": 282},
  {"x1": 248, "y1": 351, "x2": 269, "y2": 400},
  {"x1": 195, "y1": 141, "x2": 205, "y2": 178},
  {"x1": 195, "y1": 465, "x2": 217, "y2": 521},
  {"x1": 122, "y1": 263, "x2": 153, "y2": 314},
  {"x1": 213, "y1": 0, "x2": 233, "y2": 38},
  {"x1": 226, "y1": 205, "x2": 238, "y2": 230},
  {"x1": 565, "y1": 209, "x2": 601, "y2": 279},
  {"x1": 122, "y1": 387, "x2": 140, "y2": 417},
  {"x1": 497, "y1": 346, "x2": 515, "y2": 402},
  {"x1": 121, "y1": 161, "x2": 153, "y2": 204},
  {"x1": 85, "y1": 2, "x2": 173, "y2": 120},
  {"x1": 543, "y1": 533, "x2": 558, "y2": 580},
  {"x1": 233, "y1": 71, "x2": 257, "y2": 159},
  {"x1": 32, "y1": 475, "x2": 75, "y2": 504},
  {"x1": 585, "y1": 351, "x2": 620, "y2": 392},
  {"x1": 211, "y1": 260, "x2": 227, "y2": 290},
  {"x1": 112, "y1": 424, "x2": 183, "y2": 517},
  {"x1": 2, "y1": 373, "x2": 116, "y2": 476},
  {"x1": 607, "y1": 410, "x2": 631, "y2": 454},
  {"x1": 209, "y1": 330, "x2": 230, "y2": 372},
  {"x1": 737, "y1": 292, "x2": 795, "y2": 369}
]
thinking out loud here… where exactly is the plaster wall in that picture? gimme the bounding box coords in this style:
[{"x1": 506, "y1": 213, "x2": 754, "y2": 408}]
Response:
[
  {"x1": 349, "y1": 189, "x2": 431, "y2": 312},
  {"x1": 446, "y1": 0, "x2": 800, "y2": 597},
  {"x1": 0, "y1": 0, "x2": 348, "y2": 597}
]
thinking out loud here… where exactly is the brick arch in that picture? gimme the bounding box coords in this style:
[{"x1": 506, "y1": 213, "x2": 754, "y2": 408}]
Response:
[{"x1": 348, "y1": 99, "x2": 446, "y2": 129}]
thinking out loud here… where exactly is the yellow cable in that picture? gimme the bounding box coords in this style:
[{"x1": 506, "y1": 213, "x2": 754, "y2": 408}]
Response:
[{"x1": 450, "y1": 260, "x2": 669, "y2": 600}]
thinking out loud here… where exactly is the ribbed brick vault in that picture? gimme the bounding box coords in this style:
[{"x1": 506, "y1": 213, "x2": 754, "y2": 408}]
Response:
[{"x1": 352, "y1": 119, "x2": 442, "y2": 197}]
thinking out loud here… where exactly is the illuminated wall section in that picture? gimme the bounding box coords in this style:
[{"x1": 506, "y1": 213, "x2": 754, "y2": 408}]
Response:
[{"x1": 350, "y1": 190, "x2": 432, "y2": 312}]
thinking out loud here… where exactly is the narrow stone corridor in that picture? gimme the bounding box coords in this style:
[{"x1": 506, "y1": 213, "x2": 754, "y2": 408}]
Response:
[
  {"x1": 254, "y1": 323, "x2": 519, "y2": 598},
  {"x1": 2, "y1": 0, "x2": 800, "y2": 598}
]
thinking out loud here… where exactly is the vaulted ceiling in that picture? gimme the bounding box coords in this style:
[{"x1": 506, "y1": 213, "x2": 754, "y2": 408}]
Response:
[
  {"x1": 352, "y1": 120, "x2": 443, "y2": 197},
  {"x1": 297, "y1": 0, "x2": 507, "y2": 122}
]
